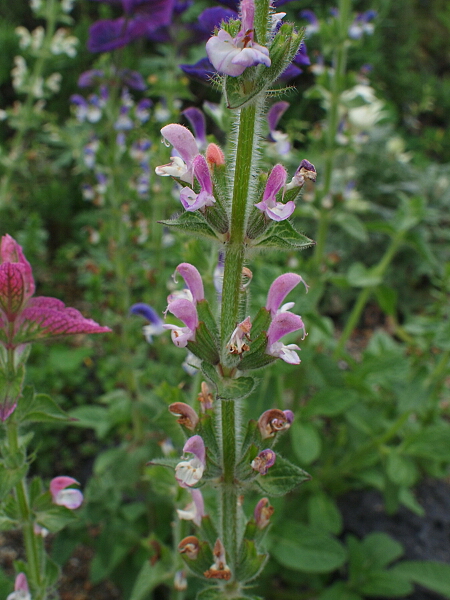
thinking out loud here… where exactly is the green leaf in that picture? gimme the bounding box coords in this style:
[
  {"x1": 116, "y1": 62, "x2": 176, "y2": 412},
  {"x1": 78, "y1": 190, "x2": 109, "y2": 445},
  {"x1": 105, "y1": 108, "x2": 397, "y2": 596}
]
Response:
[
  {"x1": 290, "y1": 421, "x2": 321, "y2": 465},
  {"x1": 254, "y1": 220, "x2": 314, "y2": 251},
  {"x1": 347, "y1": 263, "x2": 382, "y2": 287},
  {"x1": 307, "y1": 492, "x2": 343, "y2": 535},
  {"x1": 35, "y1": 506, "x2": 78, "y2": 533},
  {"x1": 68, "y1": 406, "x2": 111, "y2": 439},
  {"x1": 130, "y1": 553, "x2": 173, "y2": 600},
  {"x1": 159, "y1": 212, "x2": 218, "y2": 240},
  {"x1": 318, "y1": 582, "x2": 362, "y2": 600},
  {"x1": 375, "y1": 285, "x2": 398, "y2": 316},
  {"x1": 256, "y1": 455, "x2": 310, "y2": 496},
  {"x1": 22, "y1": 393, "x2": 72, "y2": 423},
  {"x1": 386, "y1": 453, "x2": 418, "y2": 488},
  {"x1": 0, "y1": 464, "x2": 28, "y2": 501},
  {"x1": 236, "y1": 539, "x2": 267, "y2": 583},
  {"x1": 333, "y1": 212, "x2": 368, "y2": 242},
  {"x1": 270, "y1": 522, "x2": 347, "y2": 573},
  {"x1": 403, "y1": 424, "x2": 450, "y2": 460},
  {"x1": 303, "y1": 388, "x2": 359, "y2": 417},
  {"x1": 218, "y1": 376, "x2": 256, "y2": 400},
  {"x1": 358, "y1": 570, "x2": 412, "y2": 597},
  {"x1": 393, "y1": 560, "x2": 450, "y2": 598}
]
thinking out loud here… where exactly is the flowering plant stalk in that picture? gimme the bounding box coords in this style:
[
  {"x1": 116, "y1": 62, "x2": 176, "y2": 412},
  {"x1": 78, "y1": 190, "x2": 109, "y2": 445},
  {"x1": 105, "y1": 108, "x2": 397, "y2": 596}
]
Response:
[
  {"x1": 0, "y1": 235, "x2": 110, "y2": 599},
  {"x1": 144, "y1": 1, "x2": 317, "y2": 596}
]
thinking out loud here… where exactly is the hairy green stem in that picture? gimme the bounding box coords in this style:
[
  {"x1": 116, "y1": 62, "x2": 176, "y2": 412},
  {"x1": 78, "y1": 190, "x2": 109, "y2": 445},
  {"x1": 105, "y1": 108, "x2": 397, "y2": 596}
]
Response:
[{"x1": 220, "y1": 398, "x2": 238, "y2": 572}]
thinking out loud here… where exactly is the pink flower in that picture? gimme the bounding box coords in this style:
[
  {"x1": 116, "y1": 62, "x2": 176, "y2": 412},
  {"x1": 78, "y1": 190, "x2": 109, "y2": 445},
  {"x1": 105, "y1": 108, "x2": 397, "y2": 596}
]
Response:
[
  {"x1": 266, "y1": 311, "x2": 306, "y2": 364},
  {"x1": 155, "y1": 124, "x2": 199, "y2": 184},
  {"x1": 175, "y1": 435, "x2": 206, "y2": 487},
  {"x1": 255, "y1": 164, "x2": 295, "y2": 221},
  {"x1": 50, "y1": 476, "x2": 83, "y2": 509},
  {"x1": 179, "y1": 155, "x2": 216, "y2": 212},
  {"x1": 0, "y1": 235, "x2": 111, "y2": 351},
  {"x1": 265, "y1": 273, "x2": 309, "y2": 316},
  {"x1": 206, "y1": 0, "x2": 271, "y2": 77},
  {"x1": 6, "y1": 573, "x2": 30, "y2": 600},
  {"x1": 176, "y1": 488, "x2": 205, "y2": 525},
  {"x1": 251, "y1": 449, "x2": 276, "y2": 475}
]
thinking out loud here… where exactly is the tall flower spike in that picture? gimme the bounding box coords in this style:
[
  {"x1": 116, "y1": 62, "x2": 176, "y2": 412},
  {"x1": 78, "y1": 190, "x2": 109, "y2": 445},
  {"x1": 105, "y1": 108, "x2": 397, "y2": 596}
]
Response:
[
  {"x1": 266, "y1": 311, "x2": 306, "y2": 364},
  {"x1": 180, "y1": 155, "x2": 216, "y2": 212},
  {"x1": 265, "y1": 272, "x2": 308, "y2": 316},
  {"x1": 155, "y1": 124, "x2": 199, "y2": 183},
  {"x1": 206, "y1": 0, "x2": 271, "y2": 77},
  {"x1": 175, "y1": 435, "x2": 206, "y2": 487},
  {"x1": 50, "y1": 476, "x2": 83, "y2": 509},
  {"x1": 255, "y1": 164, "x2": 295, "y2": 221}
]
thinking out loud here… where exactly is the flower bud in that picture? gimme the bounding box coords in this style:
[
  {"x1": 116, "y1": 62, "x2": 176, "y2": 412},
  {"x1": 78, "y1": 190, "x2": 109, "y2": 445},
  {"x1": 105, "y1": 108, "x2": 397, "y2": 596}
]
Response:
[
  {"x1": 168, "y1": 402, "x2": 199, "y2": 430},
  {"x1": 251, "y1": 449, "x2": 276, "y2": 475}
]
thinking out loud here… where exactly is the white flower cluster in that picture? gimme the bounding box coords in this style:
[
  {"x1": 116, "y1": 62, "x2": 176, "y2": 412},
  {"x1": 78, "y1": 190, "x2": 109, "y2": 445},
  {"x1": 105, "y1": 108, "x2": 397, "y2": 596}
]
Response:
[{"x1": 51, "y1": 28, "x2": 78, "y2": 57}]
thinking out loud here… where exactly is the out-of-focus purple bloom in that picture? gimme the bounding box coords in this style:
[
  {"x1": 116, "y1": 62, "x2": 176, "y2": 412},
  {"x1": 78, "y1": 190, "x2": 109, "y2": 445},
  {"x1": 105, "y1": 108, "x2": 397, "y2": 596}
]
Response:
[
  {"x1": 180, "y1": 57, "x2": 216, "y2": 82},
  {"x1": 175, "y1": 435, "x2": 206, "y2": 487},
  {"x1": 267, "y1": 101, "x2": 290, "y2": 155},
  {"x1": 206, "y1": 0, "x2": 271, "y2": 77},
  {"x1": 120, "y1": 69, "x2": 147, "y2": 90},
  {"x1": 196, "y1": 6, "x2": 237, "y2": 38},
  {"x1": 251, "y1": 449, "x2": 276, "y2": 475},
  {"x1": 130, "y1": 302, "x2": 165, "y2": 342},
  {"x1": 348, "y1": 10, "x2": 377, "y2": 39},
  {"x1": 180, "y1": 155, "x2": 216, "y2": 211},
  {"x1": 50, "y1": 476, "x2": 83, "y2": 509},
  {"x1": 135, "y1": 99, "x2": 152, "y2": 123},
  {"x1": 255, "y1": 164, "x2": 294, "y2": 221},
  {"x1": 87, "y1": 0, "x2": 176, "y2": 52},
  {"x1": 182, "y1": 107, "x2": 207, "y2": 149},
  {"x1": 300, "y1": 9, "x2": 319, "y2": 35},
  {"x1": 78, "y1": 69, "x2": 104, "y2": 87},
  {"x1": 114, "y1": 105, "x2": 133, "y2": 130}
]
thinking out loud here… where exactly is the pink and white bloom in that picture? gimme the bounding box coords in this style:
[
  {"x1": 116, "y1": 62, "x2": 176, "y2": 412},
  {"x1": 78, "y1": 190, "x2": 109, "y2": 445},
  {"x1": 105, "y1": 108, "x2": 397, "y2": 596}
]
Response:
[
  {"x1": 164, "y1": 298, "x2": 199, "y2": 348},
  {"x1": 176, "y1": 488, "x2": 205, "y2": 525},
  {"x1": 175, "y1": 435, "x2": 206, "y2": 487},
  {"x1": 206, "y1": 0, "x2": 271, "y2": 77},
  {"x1": 180, "y1": 155, "x2": 216, "y2": 211},
  {"x1": 255, "y1": 164, "x2": 295, "y2": 221},
  {"x1": 155, "y1": 124, "x2": 199, "y2": 184},
  {"x1": 266, "y1": 311, "x2": 306, "y2": 364},
  {"x1": 50, "y1": 476, "x2": 83, "y2": 509},
  {"x1": 254, "y1": 497, "x2": 274, "y2": 529},
  {"x1": 227, "y1": 316, "x2": 252, "y2": 355},
  {"x1": 286, "y1": 159, "x2": 317, "y2": 190},
  {"x1": 7, "y1": 573, "x2": 30, "y2": 600},
  {"x1": 265, "y1": 273, "x2": 309, "y2": 316}
]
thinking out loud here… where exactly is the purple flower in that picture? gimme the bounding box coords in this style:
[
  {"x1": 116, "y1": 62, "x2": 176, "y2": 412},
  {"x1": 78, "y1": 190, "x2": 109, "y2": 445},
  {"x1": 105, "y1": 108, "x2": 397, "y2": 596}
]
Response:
[
  {"x1": 254, "y1": 498, "x2": 274, "y2": 529},
  {"x1": 206, "y1": 0, "x2": 271, "y2": 77},
  {"x1": 175, "y1": 435, "x2": 206, "y2": 487},
  {"x1": 135, "y1": 99, "x2": 152, "y2": 122},
  {"x1": 130, "y1": 303, "x2": 165, "y2": 342},
  {"x1": 174, "y1": 263, "x2": 205, "y2": 303},
  {"x1": 300, "y1": 9, "x2": 320, "y2": 35},
  {"x1": 179, "y1": 57, "x2": 216, "y2": 81},
  {"x1": 78, "y1": 69, "x2": 104, "y2": 87},
  {"x1": 179, "y1": 155, "x2": 216, "y2": 211},
  {"x1": 50, "y1": 476, "x2": 83, "y2": 509},
  {"x1": 349, "y1": 10, "x2": 377, "y2": 39},
  {"x1": 197, "y1": 6, "x2": 237, "y2": 38},
  {"x1": 258, "y1": 408, "x2": 294, "y2": 439},
  {"x1": 155, "y1": 123, "x2": 199, "y2": 183},
  {"x1": 251, "y1": 449, "x2": 276, "y2": 475},
  {"x1": 182, "y1": 107, "x2": 207, "y2": 149},
  {"x1": 255, "y1": 164, "x2": 294, "y2": 221},
  {"x1": 267, "y1": 101, "x2": 290, "y2": 155},
  {"x1": 286, "y1": 159, "x2": 317, "y2": 190},
  {"x1": 87, "y1": 0, "x2": 176, "y2": 52}
]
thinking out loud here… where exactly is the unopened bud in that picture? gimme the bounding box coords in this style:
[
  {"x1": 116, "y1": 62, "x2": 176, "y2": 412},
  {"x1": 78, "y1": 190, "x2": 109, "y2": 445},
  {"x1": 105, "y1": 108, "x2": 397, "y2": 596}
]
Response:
[
  {"x1": 168, "y1": 402, "x2": 199, "y2": 430},
  {"x1": 206, "y1": 143, "x2": 225, "y2": 166},
  {"x1": 204, "y1": 538, "x2": 231, "y2": 580},
  {"x1": 178, "y1": 536, "x2": 200, "y2": 560}
]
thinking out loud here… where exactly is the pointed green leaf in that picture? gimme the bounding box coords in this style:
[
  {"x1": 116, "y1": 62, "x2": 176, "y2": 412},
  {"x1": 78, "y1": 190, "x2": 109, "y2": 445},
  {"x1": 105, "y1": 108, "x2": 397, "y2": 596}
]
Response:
[
  {"x1": 218, "y1": 376, "x2": 256, "y2": 400},
  {"x1": 237, "y1": 539, "x2": 267, "y2": 582},
  {"x1": 393, "y1": 560, "x2": 450, "y2": 598},
  {"x1": 256, "y1": 455, "x2": 310, "y2": 496},
  {"x1": 0, "y1": 464, "x2": 28, "y2": 501},
  {"x1": 159, "y1": 212, "x2": 218, "y2": 240},
  {"x1": 22, "y1": 393, "x2": 73, "y2": 423},
  {"x1": 254, "y1": 220, "x2": 314, "y2": 251}
]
